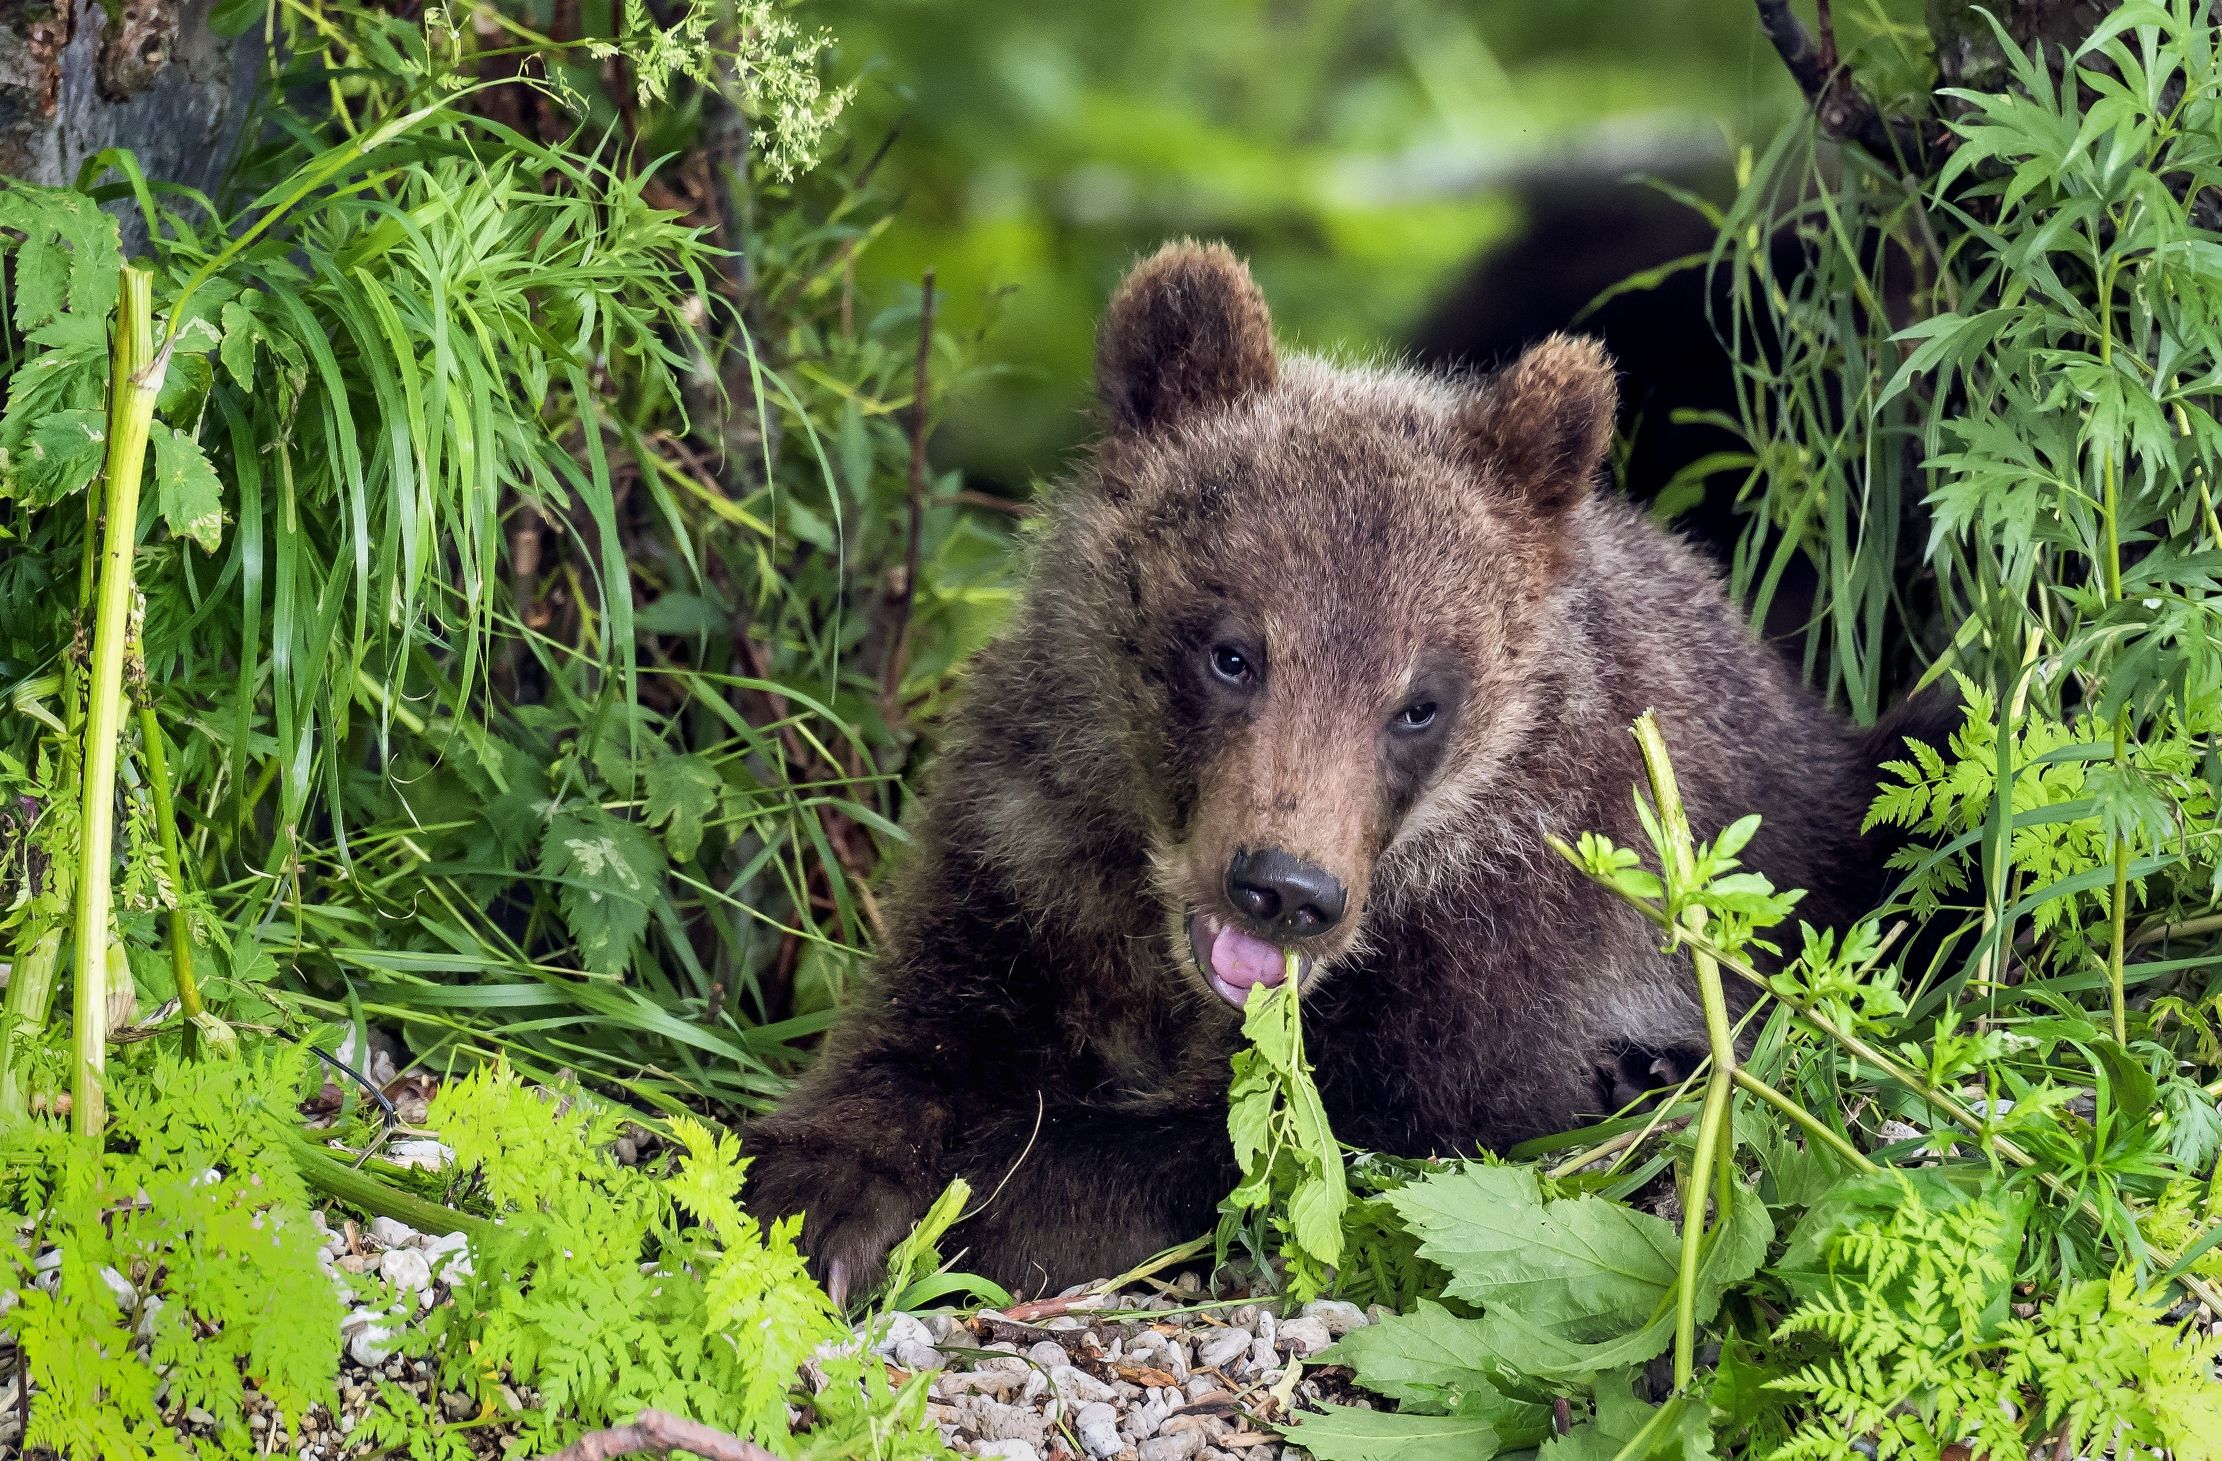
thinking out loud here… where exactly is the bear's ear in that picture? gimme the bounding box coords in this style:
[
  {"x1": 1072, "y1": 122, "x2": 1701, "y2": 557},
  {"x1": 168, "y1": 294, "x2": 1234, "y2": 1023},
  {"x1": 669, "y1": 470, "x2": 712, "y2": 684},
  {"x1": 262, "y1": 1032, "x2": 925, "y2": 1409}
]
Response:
[
  {"x1": 1097, "y1": 240, "x2": 1278, "y2": 434},
  {"x1": 1457, "y1": 334, "x2": 1617, "y2": 519}
]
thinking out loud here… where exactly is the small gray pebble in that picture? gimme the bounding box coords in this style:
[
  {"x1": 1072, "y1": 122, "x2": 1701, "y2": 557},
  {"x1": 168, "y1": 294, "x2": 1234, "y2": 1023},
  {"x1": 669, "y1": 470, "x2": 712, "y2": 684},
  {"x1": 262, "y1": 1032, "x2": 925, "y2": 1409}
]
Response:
[
  {"x1": 1195, "y1": 1329, "x2": 1249, "y2": 1372},
  {"x1": 1051, "y1": 1363, "x2": 1116, "y2": 1404},
  {"x1": 1277, "y1": 1316, "x2": 1333, "y2": 1355},
  {"x1": 1300, "y1": 1299, "x2": 1368, "y2": 1336},
  {"x1": 975, "y1": 1443, "x2": 1041, "y2": 1461},
  {"x1": 894, "y1": 1339, "x2": 943, "y2": 1371},
  {"x1": 972, "y1": 1400, "x2": 1047, "y2": 1445},
  {"x1": 1075, "y1": 1400, "x2": 1123, "y2": 1458},
  {"x1": 1140, "y1": 1430, "x2": 1206, "y2": 1461},
  {"x1": 1027, "y1": 1340, "x2": 1071, "y2": 1369}
]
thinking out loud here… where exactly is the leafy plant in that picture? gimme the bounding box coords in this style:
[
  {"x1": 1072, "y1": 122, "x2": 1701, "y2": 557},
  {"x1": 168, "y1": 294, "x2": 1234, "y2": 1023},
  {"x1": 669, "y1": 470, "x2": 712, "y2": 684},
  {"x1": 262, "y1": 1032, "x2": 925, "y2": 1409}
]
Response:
[
  {"x1": 1217, "y1": 955, "x2": 1348, "y2": 1300},
  {"x1": 407, "y1": 1062, "x2": 951, "y2": 1457},
  {"x1": 1768, "y1": 1180, "x2": 2222, "y2": 1459},
  {"x1": 0, "y1": 1043, "x2": 342, "y2": 1460}
]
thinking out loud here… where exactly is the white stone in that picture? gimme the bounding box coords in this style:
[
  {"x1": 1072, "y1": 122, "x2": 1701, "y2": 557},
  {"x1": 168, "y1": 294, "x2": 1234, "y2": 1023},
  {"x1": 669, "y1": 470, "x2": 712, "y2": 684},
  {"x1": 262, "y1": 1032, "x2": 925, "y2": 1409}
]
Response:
[
  {"x1": 1050, "y1": 1363, "x2": 1116, "y2": 1405},
  {"x1": 1195, "y1": 1328, "x2": 1249, "y2": 1372},
  {"x1": 1299, "y1": 1299, "x2": 1367, "y2": 1337},
  {"x1": 385, "y1": 1139, "x2": 454, "y2": 1171},
  {"x1": 893, "y1": 1339, "x2": 943, "y2": 1371},
  {"x1": 342, "y1": 1313, "x2": 400, "y2": 1366},
  {"x1": 1140, "y1": 1430, "x2": 1206, "y2": 1461},
  {"x1": 378, "y1": 1246, "x2": 433, "y2": 1306},
  {"x1": 1277, "y1": 1316, "x2": 1334, "y2": 1356},
  {"x1": 1026, "y1": 1340, "x2": 1071, "y2": 1368},
  {"x1": 869, "y1": 1311, "x2": 934, "y2": 1357},
  {"x1": 974, "y1": 1444, "x2": 1041, "y2": 1461},
  {"x1": 419, "y1": 1231, "x2": 472, "y2": 1284},
  {"x1": 1075, "y1": 1401, "x2": 1123, "y2": 1458},
  {"x1": 97, "y1": 1266, "x2": 136, "y2": 1311},
  {"x1": 366, "y1": 1217, "x2": 418, "y2": 1251}
]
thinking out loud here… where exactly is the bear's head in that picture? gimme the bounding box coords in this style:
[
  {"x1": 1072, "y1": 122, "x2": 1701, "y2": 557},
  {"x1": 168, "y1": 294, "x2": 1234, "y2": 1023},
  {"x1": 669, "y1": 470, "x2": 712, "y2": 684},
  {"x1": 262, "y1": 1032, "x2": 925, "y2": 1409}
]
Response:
[{"x1": 1056, "y1": 240, "x2": 1618, "y2": 1011}]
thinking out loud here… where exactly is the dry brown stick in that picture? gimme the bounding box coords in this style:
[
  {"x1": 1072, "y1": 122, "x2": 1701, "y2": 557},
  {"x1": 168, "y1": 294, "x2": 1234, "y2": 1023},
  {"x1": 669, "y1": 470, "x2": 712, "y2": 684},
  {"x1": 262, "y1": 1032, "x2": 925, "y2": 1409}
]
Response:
[
  {"x1": 536, "y1": 1409, "x2": 779, "y2": 1461},
  {"x1": 880, "y1": 269, "x2": 937, "y2": 715}
]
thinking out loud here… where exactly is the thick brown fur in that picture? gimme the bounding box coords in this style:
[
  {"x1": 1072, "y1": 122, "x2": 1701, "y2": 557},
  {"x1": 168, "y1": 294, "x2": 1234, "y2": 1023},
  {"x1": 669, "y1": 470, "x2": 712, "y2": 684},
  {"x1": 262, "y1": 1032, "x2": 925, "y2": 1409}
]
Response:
[{"x1": 743, "y1": 241, "x2": 1901, "y2": 1299}]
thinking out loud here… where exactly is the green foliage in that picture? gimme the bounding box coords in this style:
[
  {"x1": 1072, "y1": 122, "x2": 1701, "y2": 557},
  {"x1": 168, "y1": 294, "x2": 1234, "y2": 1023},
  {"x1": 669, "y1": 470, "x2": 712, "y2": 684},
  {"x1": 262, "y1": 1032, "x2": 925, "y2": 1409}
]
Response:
[
  {"x1": 0, "y1": 1045, "x2": 341, "y2": 1461},
  {"x1": 1767, "y1": 1181, "x2": 2222, "y2": 1459},
  {"x1": 0, "y1": 0, "x2": 1013, "y2": 1115},
  {"x1": 1217, "y1": 963, "x2": 1348, "y2": 1300},
  {"x1": 408, "y1": 1063, "x2": 949, "y2": 1456}
]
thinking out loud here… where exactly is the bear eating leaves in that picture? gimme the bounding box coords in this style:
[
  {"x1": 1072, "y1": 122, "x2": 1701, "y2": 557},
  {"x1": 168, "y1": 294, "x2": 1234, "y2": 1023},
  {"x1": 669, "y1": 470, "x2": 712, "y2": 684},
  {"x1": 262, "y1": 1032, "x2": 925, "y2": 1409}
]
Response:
[{"x1": 742, "y1": 240, "x2": 1902, "y2": 1301}]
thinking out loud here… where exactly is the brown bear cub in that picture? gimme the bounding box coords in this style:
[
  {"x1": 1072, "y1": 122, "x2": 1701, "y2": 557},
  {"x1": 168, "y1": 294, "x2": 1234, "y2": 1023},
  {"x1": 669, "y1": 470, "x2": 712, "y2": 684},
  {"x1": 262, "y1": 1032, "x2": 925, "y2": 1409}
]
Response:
[{"x1": 744, "y1": 241, "x2": 1896, "y2": 1300}]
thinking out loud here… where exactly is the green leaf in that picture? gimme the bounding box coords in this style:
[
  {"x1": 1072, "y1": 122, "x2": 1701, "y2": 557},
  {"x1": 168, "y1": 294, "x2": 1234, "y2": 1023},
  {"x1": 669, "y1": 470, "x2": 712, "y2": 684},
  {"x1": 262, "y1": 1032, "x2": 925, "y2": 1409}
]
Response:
[
  {"x1": 218, "y1": 300, "x2": 261, "y2": 390},
  {"x1": 642, "y1": 752, "x2": 720, "y2": 861},
  {"x1": 149, "y1": 421, "x2": 225, "y2": 551},
  {"x1": 1325, "y1": 1301, "x2": 1547, "y2": 1431},
  {"x1": 4, "y1": 407, "x2": 106, "y2": 506},
  {"x1": 1382, "y1": 1164, "x2": 1772, "y2": 1382},
  {"x1": 1280, "y1": 1404, "x2": 1517, "y2": 1461},
  {"x1": 538, "y1": 805, "x2": 665, "y2": 976},
  {"x1": 1385, "y1": 1164, "x2": 1682, "y2": 1337}
]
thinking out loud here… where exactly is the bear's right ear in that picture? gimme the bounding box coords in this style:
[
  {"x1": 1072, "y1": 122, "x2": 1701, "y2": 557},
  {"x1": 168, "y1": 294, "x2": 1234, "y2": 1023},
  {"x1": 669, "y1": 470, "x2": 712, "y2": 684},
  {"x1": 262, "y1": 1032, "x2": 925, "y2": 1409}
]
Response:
[{"x1": 1096, "y1": 241, "x2": 1278, "y2": 435}]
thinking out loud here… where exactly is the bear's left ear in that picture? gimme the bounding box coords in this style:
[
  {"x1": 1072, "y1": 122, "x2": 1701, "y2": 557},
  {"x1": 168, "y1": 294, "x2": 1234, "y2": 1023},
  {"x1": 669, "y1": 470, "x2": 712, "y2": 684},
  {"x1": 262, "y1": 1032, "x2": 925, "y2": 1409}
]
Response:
[
  {"x1": 1097, "y1": 240, "x2": 1278, "y2": 434},
  {"x1": 1456, "y1": 334, "x2": 1617, "y2": 519}
]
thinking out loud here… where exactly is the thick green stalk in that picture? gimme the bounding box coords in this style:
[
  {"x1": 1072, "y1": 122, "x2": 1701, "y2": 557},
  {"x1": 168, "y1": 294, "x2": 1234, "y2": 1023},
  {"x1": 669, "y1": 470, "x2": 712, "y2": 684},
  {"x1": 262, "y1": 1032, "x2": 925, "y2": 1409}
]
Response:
[
  {"x1": 288, "y1": 1133, "x2": 492, "y2": 1240},
  {"x1": 72, "y1": 265, "x2": 167, "y2": 1137}
]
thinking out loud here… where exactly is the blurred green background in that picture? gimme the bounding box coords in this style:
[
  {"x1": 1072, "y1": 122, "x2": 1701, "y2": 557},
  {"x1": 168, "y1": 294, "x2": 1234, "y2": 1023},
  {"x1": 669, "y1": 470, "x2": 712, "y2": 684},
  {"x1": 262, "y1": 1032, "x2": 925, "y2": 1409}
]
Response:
[{"x1": 818, "y1": 0, "x2": 1827, "y2": 490}]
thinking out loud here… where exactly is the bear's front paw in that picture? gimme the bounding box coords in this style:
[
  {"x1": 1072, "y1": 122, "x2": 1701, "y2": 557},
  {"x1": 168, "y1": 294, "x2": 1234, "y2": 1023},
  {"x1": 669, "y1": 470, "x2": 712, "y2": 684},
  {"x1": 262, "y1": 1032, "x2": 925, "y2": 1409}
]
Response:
[{"x1": 743, "y1": 1140, "x2": 926, "y2": 1307}]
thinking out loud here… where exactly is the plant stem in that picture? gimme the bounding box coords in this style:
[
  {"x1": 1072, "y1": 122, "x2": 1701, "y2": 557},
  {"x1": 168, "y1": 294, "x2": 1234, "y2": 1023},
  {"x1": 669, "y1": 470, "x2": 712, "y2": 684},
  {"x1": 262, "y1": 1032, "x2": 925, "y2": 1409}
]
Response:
[
  {"x1": 0, "y1": 927, "x2": 64, "y2": 1124},
  {"x1": 137, "y1": 705, "x2": 207, "y2": 1026},
  {"x1": 71, "y1": 265, "x2": 166, "y2": 1138},
  {"x1": 1629, "y1": 713, "x2": 1739, "y2": 1393},
  {"x1": 1730, "y1": 1066, "x2": 1877, "y2": 1174},
  {"x1": 2106, "y1": 705, "x2": 2131, "y2": 1045},
  {"x1": 287, "y1": 1132, "x2": 492, "y2": 1240}
]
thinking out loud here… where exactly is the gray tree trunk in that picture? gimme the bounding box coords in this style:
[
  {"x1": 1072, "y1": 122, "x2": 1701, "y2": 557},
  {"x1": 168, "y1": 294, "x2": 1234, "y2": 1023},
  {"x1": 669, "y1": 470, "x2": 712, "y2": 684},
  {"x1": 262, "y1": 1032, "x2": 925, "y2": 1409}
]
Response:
[{"x1": 0, "y1": 0, "x2": 259, "y2": 228}]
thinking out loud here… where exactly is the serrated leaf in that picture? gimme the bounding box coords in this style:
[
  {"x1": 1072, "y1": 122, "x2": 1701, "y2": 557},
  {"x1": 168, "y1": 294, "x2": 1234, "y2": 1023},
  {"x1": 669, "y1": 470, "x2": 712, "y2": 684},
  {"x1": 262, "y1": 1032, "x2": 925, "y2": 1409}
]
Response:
[
  {"x1": 4, "y1": 407, "x2": 105, "y2": 506},
  {"x1": 1386, "y1": 1165, "x2": 1682, "y2": 1336},
  {"x1": 538, "y1": 804, "x2": 664, "y2": 976},
  {"x1": 642, "y1": 752, "x2": 720, "y2": 861},
  {"x1": 218, "y1": 300, "x2": 261, "y2": 390},
  {"x1": 1384, "y1": 1163, "x2": 1772, "y2": 1377},
  {"x1": 1279, "y1": 1404, "x2": 1516, "y2": 1461},
  {"x1": 149, "y1": 421, "x2": 225, "y2": 551},
  {"x1": 1325, "y1": 1301, "x2": 1544, "y2": 1426}
]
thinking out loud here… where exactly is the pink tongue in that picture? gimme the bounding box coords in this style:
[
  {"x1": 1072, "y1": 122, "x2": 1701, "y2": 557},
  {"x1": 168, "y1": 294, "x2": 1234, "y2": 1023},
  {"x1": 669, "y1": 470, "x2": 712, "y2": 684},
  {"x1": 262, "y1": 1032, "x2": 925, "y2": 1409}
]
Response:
[{"x1": 1210, "y1": 924, "x2": 1288, "y2": 994}]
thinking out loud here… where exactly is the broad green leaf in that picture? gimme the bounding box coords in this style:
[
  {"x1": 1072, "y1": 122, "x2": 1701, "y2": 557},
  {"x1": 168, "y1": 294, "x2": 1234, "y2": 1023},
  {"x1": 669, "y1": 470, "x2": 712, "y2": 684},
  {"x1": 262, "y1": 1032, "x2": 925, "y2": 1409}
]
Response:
[
  {"x1": 149, "y1": 421, "x2": 225, "y2": 551},
  {"x1": 1281, "y1": 1404, "x2": 1516, "y2": 1461},
  {"x1": 1386, "y1": 1164, "x2": 1683, "y2": 1337},
  {"x1": 1384, "y1": 1164, "x2": 1772, "y2": 1381},
  {"x1": 538, "y1": 804, "x2": 665, "y2": 976},
  {"x1": 1325, "y1": 1301, "x2": 1543, "y2": 1426},
  {"x1": 643, "y1": 752, "x2": 720, "y2": 861}
]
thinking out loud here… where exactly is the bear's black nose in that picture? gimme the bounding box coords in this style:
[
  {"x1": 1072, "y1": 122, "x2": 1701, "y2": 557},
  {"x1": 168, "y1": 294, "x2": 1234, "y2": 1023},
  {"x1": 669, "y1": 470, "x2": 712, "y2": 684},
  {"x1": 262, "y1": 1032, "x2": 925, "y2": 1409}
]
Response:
[{"x1": 1225, "y1": 848, "x2": 1347, "y2": 939}]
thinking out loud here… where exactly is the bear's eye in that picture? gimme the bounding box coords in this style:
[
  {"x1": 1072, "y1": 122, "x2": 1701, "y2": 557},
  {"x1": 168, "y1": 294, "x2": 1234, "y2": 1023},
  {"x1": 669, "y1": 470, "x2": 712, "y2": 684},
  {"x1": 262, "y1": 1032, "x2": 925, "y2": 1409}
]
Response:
[
  {"x1": 1392, "y1": 700, "x2": 1438, "y2": 733},
  {"x1": 1209, "y1": 644, "x2": 1256, "y2": 687}
]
